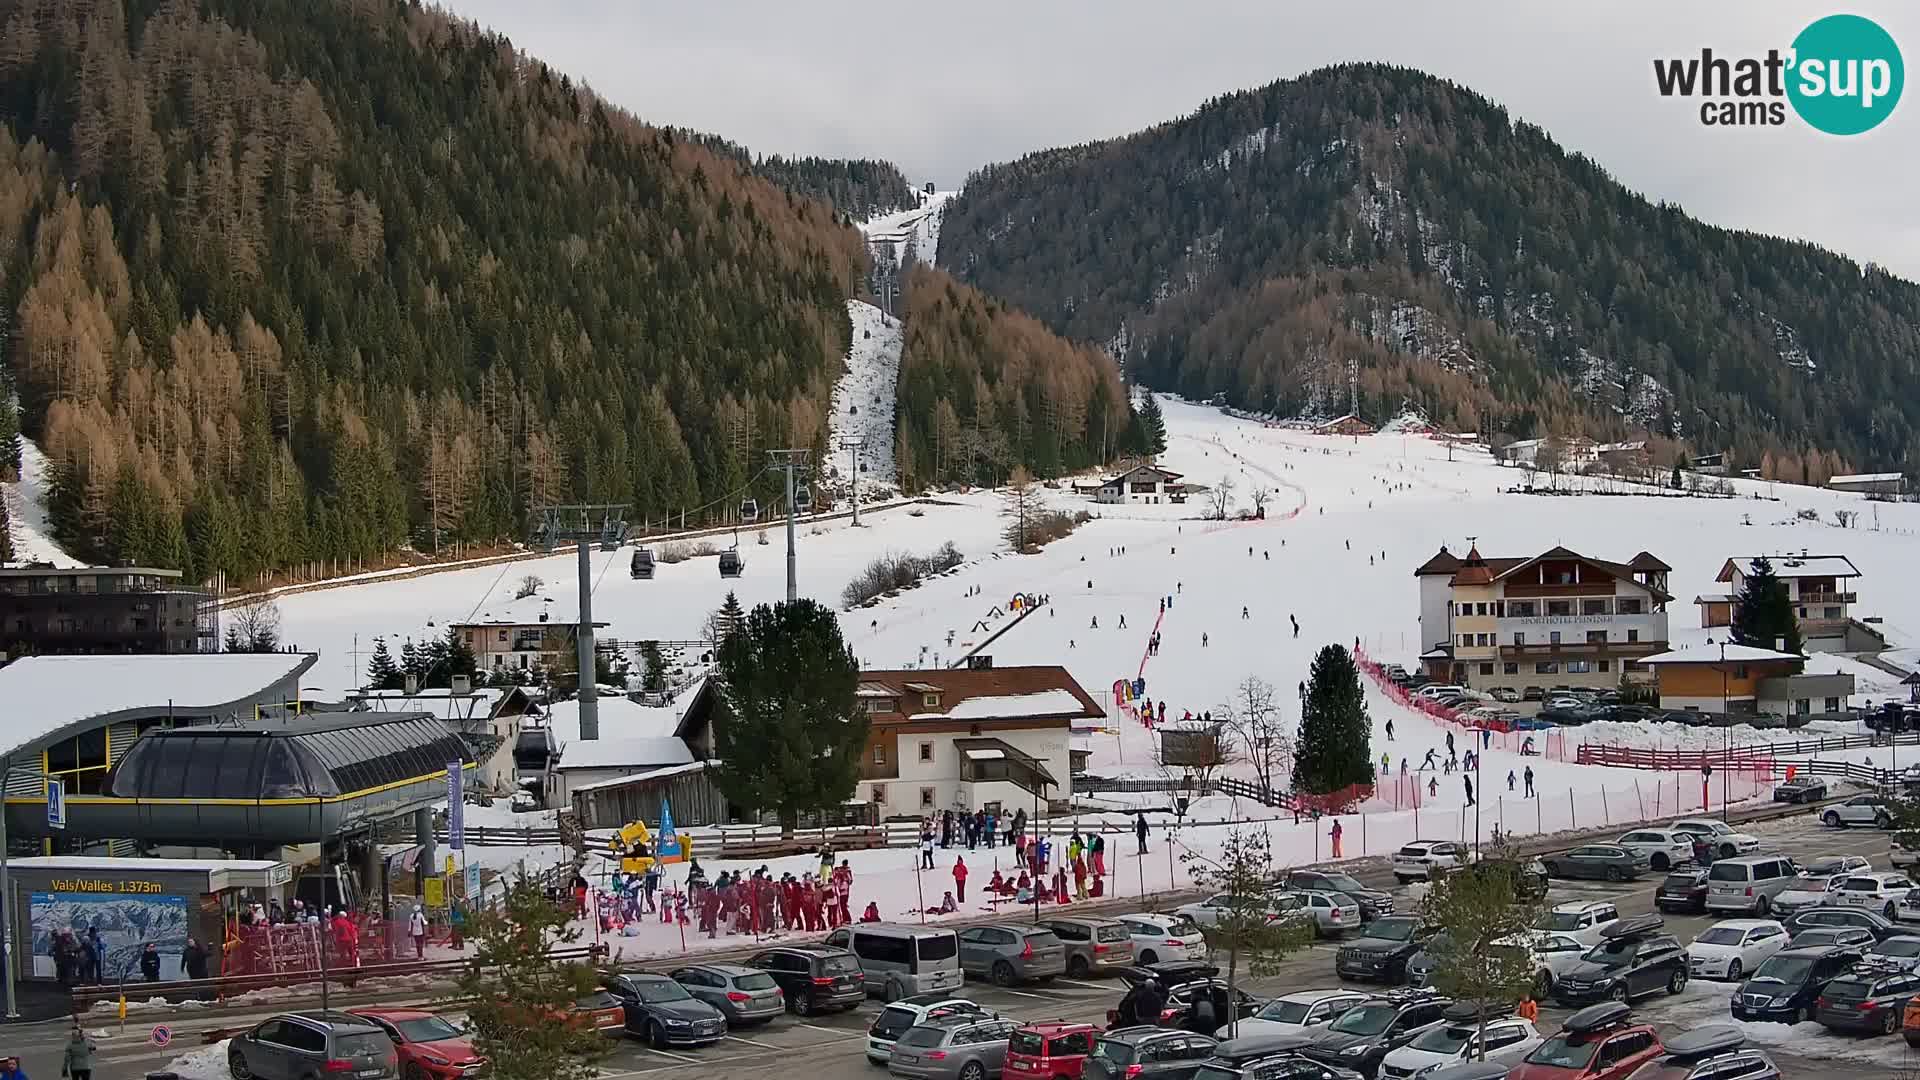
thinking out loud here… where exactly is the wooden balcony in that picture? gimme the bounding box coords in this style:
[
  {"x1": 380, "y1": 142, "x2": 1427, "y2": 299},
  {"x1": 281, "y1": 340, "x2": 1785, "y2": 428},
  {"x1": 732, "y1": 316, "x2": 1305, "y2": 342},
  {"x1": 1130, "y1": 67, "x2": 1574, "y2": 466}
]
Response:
[{"x1": 1499, "y1": 640, "x2": 1666, "y2": 659}]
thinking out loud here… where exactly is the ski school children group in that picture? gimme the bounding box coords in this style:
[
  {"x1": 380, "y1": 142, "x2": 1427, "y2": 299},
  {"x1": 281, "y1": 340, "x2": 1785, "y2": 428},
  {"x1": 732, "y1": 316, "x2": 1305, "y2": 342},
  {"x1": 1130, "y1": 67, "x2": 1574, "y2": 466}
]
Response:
[
  {"x1": 595, "y1": 845, "x2": 872, "y2": 940},
  {"x1": 916, "y1": 809, "x2": 1116, "y2": 913}
]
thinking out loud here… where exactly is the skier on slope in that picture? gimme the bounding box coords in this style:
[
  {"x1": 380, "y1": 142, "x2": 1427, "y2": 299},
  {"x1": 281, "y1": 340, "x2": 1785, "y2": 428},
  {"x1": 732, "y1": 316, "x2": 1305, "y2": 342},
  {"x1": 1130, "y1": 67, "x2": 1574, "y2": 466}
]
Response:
[
  {"x1": 1290, "y1": 615, "x2": 1300, "y2": 638},
  {"x1": 1201, "y1": 633, "x2": 1209, "y2": 647},
  {"x1": 1241, "y1": 606, "x2": 1249, "y2": 620},
  {"x1": 1420, "y1": 749, "x2": 1438, "y2": 771},
  {"x1": 1119, "y1": 614, "x2": 1127, "y2": 629}
]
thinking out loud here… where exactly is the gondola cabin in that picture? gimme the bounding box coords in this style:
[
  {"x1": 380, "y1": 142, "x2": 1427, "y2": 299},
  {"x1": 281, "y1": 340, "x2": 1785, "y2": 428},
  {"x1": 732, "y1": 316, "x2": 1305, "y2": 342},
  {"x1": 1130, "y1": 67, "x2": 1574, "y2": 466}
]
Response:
[
  {"x1": 794, "y1": 486, "x2": 813, "y2": 513},
  {"x1": 630, "y1": 547, "x2": 655, "y2": 580},
  {"x1": 718, "y1": 549, "x2": 744, "y2": 578},
  {"x1": 739, "y1": 498, "x2": 760, "y2": 524}
]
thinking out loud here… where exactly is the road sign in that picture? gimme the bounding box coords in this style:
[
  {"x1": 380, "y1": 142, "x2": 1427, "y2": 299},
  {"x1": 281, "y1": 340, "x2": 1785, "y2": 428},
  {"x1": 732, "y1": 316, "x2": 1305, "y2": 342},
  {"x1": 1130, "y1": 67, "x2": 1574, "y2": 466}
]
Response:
[
  {"x1": 46, "y1": 778, "x2": 65, "y2": 831},
  {"x1": 446, "y1": 762, "x2": 465, "y2": 850},
  {"x1": 149, "y1": 1024, "x2": 173, "y2": 1047},
  {"x1": 464, "y1": 862, "x2": 481, "y2": 898},
  {"x1": 424, "y1": 876, "x2": 446, "y2": 907}
]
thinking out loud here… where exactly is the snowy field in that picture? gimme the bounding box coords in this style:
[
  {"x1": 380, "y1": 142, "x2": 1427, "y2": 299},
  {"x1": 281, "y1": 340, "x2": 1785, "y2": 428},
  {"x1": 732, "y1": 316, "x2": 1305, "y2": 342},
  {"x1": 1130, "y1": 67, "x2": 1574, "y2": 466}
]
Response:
[
  {"x1": 1, "y1": 437, "x2": 83, "y2": 567},
  {"x1": 825, "y1": 300, "x2": 904, "y2": 499},
  {"x1": 263, "y1": 394, "x2": 1920, "y2": 957}
]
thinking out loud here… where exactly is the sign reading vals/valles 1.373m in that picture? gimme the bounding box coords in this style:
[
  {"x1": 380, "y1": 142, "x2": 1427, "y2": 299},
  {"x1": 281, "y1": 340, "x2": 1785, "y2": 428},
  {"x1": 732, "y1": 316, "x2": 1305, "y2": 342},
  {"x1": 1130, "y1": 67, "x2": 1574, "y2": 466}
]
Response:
[{"x1": 446, "y1": 761, "x2": 464, "y2": 850}]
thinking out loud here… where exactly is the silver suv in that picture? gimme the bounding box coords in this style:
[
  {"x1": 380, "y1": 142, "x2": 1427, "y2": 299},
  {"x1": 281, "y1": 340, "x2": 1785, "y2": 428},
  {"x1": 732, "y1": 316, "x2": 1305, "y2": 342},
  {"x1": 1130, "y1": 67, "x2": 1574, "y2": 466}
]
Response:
[
  {"x1": 888, "y1": 1015, "x2": 1023, "y2": 1080},
  {"x1": 228, "y1": 1011, "x2": 398, "y2": 1080}
]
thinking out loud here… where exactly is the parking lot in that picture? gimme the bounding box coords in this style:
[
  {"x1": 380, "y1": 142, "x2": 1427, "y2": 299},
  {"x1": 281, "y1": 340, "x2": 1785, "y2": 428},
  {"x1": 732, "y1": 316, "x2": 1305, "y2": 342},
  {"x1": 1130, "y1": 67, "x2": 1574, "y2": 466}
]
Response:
[{"x1": 50, "y1": 807, "x2": 1920, "y2": 1079}]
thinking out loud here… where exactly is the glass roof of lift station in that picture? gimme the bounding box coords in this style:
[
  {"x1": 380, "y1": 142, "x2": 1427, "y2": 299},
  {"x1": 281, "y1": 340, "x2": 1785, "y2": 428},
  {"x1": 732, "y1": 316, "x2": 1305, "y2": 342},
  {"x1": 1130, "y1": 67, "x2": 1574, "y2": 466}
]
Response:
[{"x1": 106, "y1": 713, "x2": 475, "y2": 800}]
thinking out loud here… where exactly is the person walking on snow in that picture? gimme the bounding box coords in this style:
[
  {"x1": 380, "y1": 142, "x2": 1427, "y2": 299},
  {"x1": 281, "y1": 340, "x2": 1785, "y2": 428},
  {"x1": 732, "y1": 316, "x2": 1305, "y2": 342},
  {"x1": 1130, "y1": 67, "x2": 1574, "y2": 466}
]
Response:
[
  {"x1": 953, "y1": 857, "x2": 968, "y2": 904},
  {"x1": 407, "y1": 905, "x2": 428, "y2": 959},
  {"x1": 1135, "y1": 812, "x2": 1150, "y2": 854},
  {"x1": 920, "y1": 827, "x2": 935, "y2": 869},
  {"x1": 1524, "y1": 766, "x2": 1536, "y2": 798},
  {"x1": 1445, "y1": 732, "x2": 1455, "y2": 757},
  {"x1": 1508, "y1": 770, "x2": 1517, "y2": 792},
  {"x1": 1464, "y1": 775, "x2": 1475, "y2": 806},
  {"x1": 1329, "y1": 819, "x2": 1343, "y2": 858},
  {"x1": 1385, "y1": 718, "x2": 1395, "y2": 741}
]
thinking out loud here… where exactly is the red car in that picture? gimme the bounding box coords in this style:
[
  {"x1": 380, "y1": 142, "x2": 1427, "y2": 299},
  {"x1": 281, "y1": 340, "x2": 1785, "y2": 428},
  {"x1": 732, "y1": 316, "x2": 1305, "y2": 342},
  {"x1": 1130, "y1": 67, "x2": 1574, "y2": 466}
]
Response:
[
  {"x1": 348, "y1": 1008, "x2": 487, "y2": 1079},
  {"x1": 1508, "y1": 1002, "x2": 1662, "y2": 1080},
  {"x1": 1006, "y1": 1021, "x2": 1097, "y2": 1080}
]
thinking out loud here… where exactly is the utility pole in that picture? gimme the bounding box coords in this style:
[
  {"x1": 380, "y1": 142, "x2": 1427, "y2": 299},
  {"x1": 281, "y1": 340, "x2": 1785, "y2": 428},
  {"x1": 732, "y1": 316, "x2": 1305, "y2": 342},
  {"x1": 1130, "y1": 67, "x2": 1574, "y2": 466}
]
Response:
[
  {"x1": 838, "y1": 434, "x2": 866, "y2": 527},
  {"x1": 535, "y1": 504, "x2": 627, "y2": 741},
  {"x1": 767, "y1": 450, "x2": 812, "y2": 603},
  {"x1": 1, "y1": 754, "x2": 15, "y2": 1018}
]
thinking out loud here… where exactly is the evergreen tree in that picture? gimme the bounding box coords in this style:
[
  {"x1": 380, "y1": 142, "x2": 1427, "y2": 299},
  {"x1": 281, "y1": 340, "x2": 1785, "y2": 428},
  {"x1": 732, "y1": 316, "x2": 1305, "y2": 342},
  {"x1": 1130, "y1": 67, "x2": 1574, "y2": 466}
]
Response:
[
  {"x1": 0, "y1": 494, "x2": 11, "y2": 562},
  {"x1": 638, "y1": 640, "x2": 668, "y2": 693},
  {"x1": 708, "y1": 591, "x2": 746, "y2": 644},
  {"x1": 1730, "y1": 557, "x2": 1803, "y2": 657},
  {"x1": 710, "y1": 599, "x2": 870, "y2": 832},
  {"x1": 399, "y1": 639, "x2": 427, "y2": 687},
  {"x1": 1138, "y1": 393, "x2": 1169, "y2": 456},
  {"x1": 455, "y1": 872, "x2": 607, "y2": 1079},
  {"x1": 1293, "y1": 644, "x2": 1374, "y2": 793},
  {"x1": 365, "y1": 638, "x2": 403, "y2": 690},
  {"x1": 439, "y1": 626, "x2": 479, "y2": 686}
]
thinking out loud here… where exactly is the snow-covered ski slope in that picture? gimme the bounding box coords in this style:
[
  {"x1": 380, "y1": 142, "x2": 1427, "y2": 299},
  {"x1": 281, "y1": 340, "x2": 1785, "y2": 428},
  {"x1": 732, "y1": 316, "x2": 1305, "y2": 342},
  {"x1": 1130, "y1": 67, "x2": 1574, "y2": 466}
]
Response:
[
  {"x1": 2, "y1": 437, "x2": 82, "y2": 567},
  {"x1": 861, "y1": 190, "x2": 951, "y2": 268},
  {"x1": 278, "y1": 396, "x2": 1920, "y2": 749},
  {"x1": 826, "y1": 300, "x2": 902, "y2": 496}
]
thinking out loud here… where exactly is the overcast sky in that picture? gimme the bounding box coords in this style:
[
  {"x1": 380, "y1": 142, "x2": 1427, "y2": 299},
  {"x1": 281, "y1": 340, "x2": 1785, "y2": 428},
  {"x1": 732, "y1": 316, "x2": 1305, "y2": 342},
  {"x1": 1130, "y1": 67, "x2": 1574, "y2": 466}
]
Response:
[{"x1": 441, "y1": 1, "x2": 1918, "y2": 280}]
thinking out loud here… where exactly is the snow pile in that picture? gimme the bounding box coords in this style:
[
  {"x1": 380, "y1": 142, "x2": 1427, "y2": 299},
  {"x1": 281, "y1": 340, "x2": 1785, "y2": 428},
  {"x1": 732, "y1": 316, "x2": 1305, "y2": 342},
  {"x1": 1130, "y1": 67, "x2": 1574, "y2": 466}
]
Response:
[
  {"x1": 554, "y1": 735, "x2": 694, "y2": 770},
  {"x1": 937, "y1": 690, "x2": 1089, "y2": 720},
  {"x1": 861, "y1": 191, "x2": 952, "y2": 268},
  {"x1": 828, "y1": 300, "x2": 902, "y2": 495},
  {"x1": 2, "y1": 437, "x2": 82, "y2": 567},
  {"x1": 1377, "y1": 409, "x2": 1434, "y2": 435},
  {"x1": 165, "y1": 1038, "x2": 231, "y2": 1080}
]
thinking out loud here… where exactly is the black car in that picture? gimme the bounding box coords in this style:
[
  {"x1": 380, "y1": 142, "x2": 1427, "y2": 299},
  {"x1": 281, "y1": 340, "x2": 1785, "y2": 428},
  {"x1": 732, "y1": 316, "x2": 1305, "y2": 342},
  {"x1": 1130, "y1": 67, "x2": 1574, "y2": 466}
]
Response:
[
  {"x1": 1299, "y1": 991, "x2": 1451, "y2": 1077},
  {"x1": 1814, "y1": 967, "x2": 1920, "y2": 1034},
  {"x1": 1089, "y1": 1027, "x2": 1218, "y2": 1080},
  {"x1": 745, "y1": 945, "x2": 866, "y2": 1015},
  {"x1": 603, "y1": 973, "x2": 727, "y2": 1048},
  {"x1": 1195, "y1": 1033, "x2": 1365, "y2": 1080},
  {"x1": 1790, "y1": 927, "x2": 1877, "y2": 950},
  {"x1": 227, "y1": 1011, "x2": 399, "y2": 1080},
  {"x1": 1540, "y1": 845, "x2": 1645, "y2": 882},
  {"x1": 1732, "y1": 944, "x2": 1864, "y2": 1022},
  {"x1": 1654, "y1": 869, "x2": 1710, "y2": 914},
  {"x1": 1436, "y1": 857, "x2": 1549, "y2": 903},
  {"x1": 1782, "y1": 906, "x2": 1904, "y2": 942},
  {"x1": 1279, "y1": 870, "x2": 1395, "y2": 922},
  {"x1": 1163, "y1": 980, "x2": 1265, "y2": 1034},
  {"x1": 1334, "y1": 918, "x2": 1434, "y2": 984},
  {"x1": 1550, "y1": 914, "x2": 1688, "y2": 1005}
]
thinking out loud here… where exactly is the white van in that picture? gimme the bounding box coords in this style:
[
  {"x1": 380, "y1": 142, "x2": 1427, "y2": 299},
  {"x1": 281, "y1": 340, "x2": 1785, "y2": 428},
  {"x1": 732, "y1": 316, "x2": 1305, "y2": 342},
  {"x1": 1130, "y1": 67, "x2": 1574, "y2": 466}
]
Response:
[
  {"x1": 824, "y1": 923, "x2": 964, "y2": 1002},
  {"x1": 1705, "y1": 855, "x2": 1799, "y2": 916}
]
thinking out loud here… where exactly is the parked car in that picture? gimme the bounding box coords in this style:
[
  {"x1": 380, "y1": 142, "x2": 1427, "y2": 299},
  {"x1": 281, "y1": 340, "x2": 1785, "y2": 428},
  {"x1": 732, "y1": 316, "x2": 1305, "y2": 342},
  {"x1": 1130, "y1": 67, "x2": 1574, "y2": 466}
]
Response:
[
  {"x1": 1789, "y1": 927, "x2": 1878, "y2": 950},
  {"x1": 1377, "y1": 1008, "x2": 1542, "y2": 1079},
  {"x1": 1782, "y1": 905, "x2": 1903, "y2": 941},
  {"x1": 1162, "y1": 978, "x2": 1265, "y2": 1034},
  {"x1": 1624, "y1": 1026, "x2": 1780, "y2": 1080},
  {"x1": 1704, "y1": 855, "x2": 1798, "y2": 916},
  {"x1": 1684, "y1": 920, "x2": 1789, "y2": 981},
  {"x1": 668, "y1": 963, "x2": 785, "y2": 1026},
  {"x1": 745, "y1": 944, "x2": 867, "y2": 1015},
  {"x1": 867, "y1": 995, "x2": 988, "y2": 1064},
  {"x1": 1667, "y1": 818, "x2": 1760, "y2": 860},
  {"x1": 1534, "y1": 902, "x2": 1621, "y2": 947},
  {"x1": 1521, "y1": 686, "x2": 1547, "y2": 702},
  {"x1": 1087, "y1": 1028, "x2": 1218, "y2": 1080},
  {"x1": 825, "y1": 925, "x2": 965, "y2": 1001},
  {"x1": 1195, "y1": 1033, "x2": 1361, "y2": 1080},
  {"x1": 1433, "y1": 856, "x2": 1550, "y2": 902},
  {"x1": 1415, "y1": 686, "x2": 1467, "y2": 702},
  {"x1": 1732, "y1": 943, "x2": 1865, "y2": 1022},
  {"x1": 1824, "y1": 794, "x2": 1895, "y2": 829},
  {"x1": 1176, "y1": 893, "x2": 1311, "y2": 934},
  {"x1": 1772, "y1": 859, "x2": 1873, "y2": 916},
  {"x1": 1834, "y1": 871, "x2": 1917, "y2": 917},
  {"x1": 1508, "y1": 1002, "x2": 1661, "y2": 1080},
  {"x1": 1542, "y1": 845, "x2": 1645, "y2": 882},
  {"x1": 958, "y1": 924, "x2": 1069, "y2": 986},
  {"x1": 1217, "y1": 991, "x2": 1369, "y2": 1040},
  {"x1": 1893, "y1": 837, "x2": 1920, "y2": 869},
  {"x1": 1334, "y1": 917, "x2": 1435, "y2": 983},
  {"x1": 888, "y1": 1015, "x2": 1023, "y2": 1080},
  {"x1": 346, "y1": 1008, "x2": 485, "y2": 1080},
  {"x1": 228, "y1": 1011, "x2": 400, "y2": 1080},
  {"x1": 1276, "y1": 870, "x2": 1395, "y2": 922},
  {"x1": 1391, "y1": 841, "x2": 1473, "y2": 883},
  {"x1": 1404, "y1": 932, "x2": 1452, "y2": 988},
  {"x1": 568, "y1": 990, "x2": 628, "y2": 1039},
  {"x1": 1653, "y1": 870, "x2": 1709, "y2": 915},
  {"x1": 1865, "y1": 936, "x2": 1920, "y2": 973},
  {"x1": 1813, "y1": 967, "x2": 1920, "y2": 1035},
  {"x1": 1042, "y1": 917, "x2": 1139, "y2": 978},
  {"x1": 1120, "y1": 914, "x2": 1211, "y2": 966},
  {"x1": 1610, "y1": 830, "x2": 1695, "y2": 873},
  {"x1": 1295, "y1": 891, "x2": 1363, "y2": 938},
  {"x1": 1490, "y1": 687, "x2": 1522, "y2": 703},
  {"x1": 603, "y1": 973, "x2": 727, "y2": 1048},
  {"x1": 1552, "y1": 915, "x2": 1688, "y2": 1005},
  {"x1": 1007, "y1": 1022, "x2": 1098, "y2": 1080},
  {"x1": 1772, "y1": 776, "x2": 1828, "y2": 803},
  {"x1": 1298, "y1": 990, "x2": 1453, "y2": 1077}
]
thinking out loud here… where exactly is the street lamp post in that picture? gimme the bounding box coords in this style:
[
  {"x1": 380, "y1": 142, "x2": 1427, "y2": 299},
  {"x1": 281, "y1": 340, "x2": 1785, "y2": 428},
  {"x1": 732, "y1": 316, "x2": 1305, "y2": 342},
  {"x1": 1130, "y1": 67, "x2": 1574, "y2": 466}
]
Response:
[{"x1": 1716, "y1": 638, "x2": 1729, "y2": 821}]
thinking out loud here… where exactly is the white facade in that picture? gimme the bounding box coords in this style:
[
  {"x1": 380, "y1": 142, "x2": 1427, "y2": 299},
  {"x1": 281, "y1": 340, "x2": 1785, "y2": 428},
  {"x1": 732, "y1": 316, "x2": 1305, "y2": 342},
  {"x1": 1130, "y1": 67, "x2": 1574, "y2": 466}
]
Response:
[
  {"x1": 857, "y1": 726, "x2": 1072, "y2": 817},
  {"x1": 1095, "y1": 466, "x2": 1184, "y2": 505},
  {"x1": 1417, "y1": 573, "x2": 1454, "y2": 652}
]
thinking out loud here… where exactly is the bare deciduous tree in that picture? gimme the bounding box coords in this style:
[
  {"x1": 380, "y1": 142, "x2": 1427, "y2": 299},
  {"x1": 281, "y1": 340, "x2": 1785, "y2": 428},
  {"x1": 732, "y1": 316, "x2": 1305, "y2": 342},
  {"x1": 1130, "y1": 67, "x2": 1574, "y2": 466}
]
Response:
[
  {"x1": 1002, "y1": 465, "x2": 1046, "y2": 552},
  {"x1": 1249, "y1": 485, "x2": 1270, "y2": 517},
  {"x1": 1155, "y1": 720, "x2": 1239, "y2": 796},
  {"x1": 1218, "y1": 676, "x2": 1293, "y2": 799},
  {"x1": 1207, "y1": 474, "x2": 1237, "y2": 520},
  {"x1": 513, "y1": 573, "x2": 544, "y2": 600},
  {"x1": 224, "y1": 596, "x2": 282, "y2": 653}
]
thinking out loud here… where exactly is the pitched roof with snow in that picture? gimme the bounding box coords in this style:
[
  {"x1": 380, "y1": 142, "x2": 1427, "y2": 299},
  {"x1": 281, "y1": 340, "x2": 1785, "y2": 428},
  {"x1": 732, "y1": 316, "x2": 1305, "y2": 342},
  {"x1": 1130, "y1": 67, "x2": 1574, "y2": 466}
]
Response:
[
  {"x1": 554, "y1": 735, "x2": 695, "y2": 771},
  {"x1": 1716, "y1": 555, "x2": 1861, "y2": 582},
  {"x1": 1102, "y1": 464, "x2": 1184, "y2": 485},
  {"x1": 1638, "y1": 644, "x2": 1804, "y2": 665},
  {"x1": 0, "y1": 652, "x2": 317, "y2": 757},
  {"x1": 1479, "y1": 546, "x2": 1675, "y2": 602},
  {"x1": 1829, "y1": 473, "x2": 1904, "y2": 484},
  {"x1": 862, "y1": 665, "x2": 1103, "y2": 722}
]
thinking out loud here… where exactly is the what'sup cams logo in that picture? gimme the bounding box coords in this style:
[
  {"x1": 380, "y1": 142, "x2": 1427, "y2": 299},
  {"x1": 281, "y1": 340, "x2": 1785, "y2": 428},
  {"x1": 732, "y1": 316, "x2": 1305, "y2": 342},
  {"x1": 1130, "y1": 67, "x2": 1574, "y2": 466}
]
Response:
[{"x1": 1654, "y1": 13, "x2": 1903, "y2": 134}]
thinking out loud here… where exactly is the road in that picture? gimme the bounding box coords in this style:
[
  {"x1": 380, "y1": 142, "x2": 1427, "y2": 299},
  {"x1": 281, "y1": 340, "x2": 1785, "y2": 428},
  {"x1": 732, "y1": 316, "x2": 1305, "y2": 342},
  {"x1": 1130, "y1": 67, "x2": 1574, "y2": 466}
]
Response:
[{"x1": 23, "y1": 808, "x2": 1919, "y2": 1079}]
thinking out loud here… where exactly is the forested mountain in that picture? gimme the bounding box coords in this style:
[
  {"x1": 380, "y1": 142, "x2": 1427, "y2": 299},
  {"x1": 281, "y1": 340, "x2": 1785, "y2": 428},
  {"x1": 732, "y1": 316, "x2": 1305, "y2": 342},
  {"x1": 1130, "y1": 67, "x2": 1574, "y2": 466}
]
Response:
[
  {"x1": 893, "y1": 264, "x2": 1135, "y2": 492},
  {"x1": 941, "y1": 63, "x2": 1920, "y2": 477},
  {"x1": 681, "y1": 134, "x2": 919, "y2": 220},
  {"x1": 0, "y1": 0, "x2": 872, "y2": 584}
]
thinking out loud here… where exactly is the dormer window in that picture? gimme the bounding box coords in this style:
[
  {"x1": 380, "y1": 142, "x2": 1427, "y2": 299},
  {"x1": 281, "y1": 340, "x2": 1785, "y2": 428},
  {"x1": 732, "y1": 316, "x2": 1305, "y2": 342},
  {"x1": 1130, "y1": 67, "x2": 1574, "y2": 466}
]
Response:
[{"x1": 924, "y1": 693, "x2": 941, "y2": 708}]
